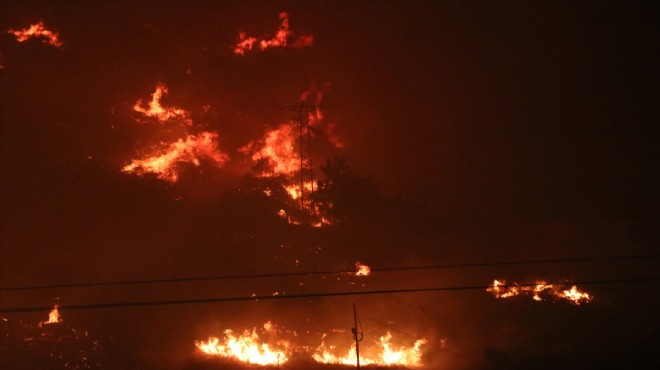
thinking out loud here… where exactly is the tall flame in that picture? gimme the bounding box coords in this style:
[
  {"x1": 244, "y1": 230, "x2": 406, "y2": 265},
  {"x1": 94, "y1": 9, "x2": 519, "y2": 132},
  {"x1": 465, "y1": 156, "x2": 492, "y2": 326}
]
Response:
[
  {"x1": 488, "y1": 279, "x2": 592, "y2": 305},
  {"x1": 7, "y1": 21, "x2": 63, "y2": 47},
  {"x1": 312, "y1": 332, "x2": 426, "y2": 366},
  {"x1": 133, "y1": 83, "x2": 190, "y2": 124},
  {"x1": 122, "y1": 132, "x2": 229, "y2": 182},
  {"x1": 196, "y1": 327, "x2": 289, "y2": 365},
  {"x1": 234, "y1": 12, "x2": 313, "y2": 55}
]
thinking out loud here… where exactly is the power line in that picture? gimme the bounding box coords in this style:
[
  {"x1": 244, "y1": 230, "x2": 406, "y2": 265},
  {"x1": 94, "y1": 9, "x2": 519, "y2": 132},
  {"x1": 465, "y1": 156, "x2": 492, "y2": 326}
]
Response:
[
  {"x1": 1, "y1": 277, "x2": 658, "y2": 314},
  {"x1": 1, "y1": 254, "x2": 657, "y2": 292}
]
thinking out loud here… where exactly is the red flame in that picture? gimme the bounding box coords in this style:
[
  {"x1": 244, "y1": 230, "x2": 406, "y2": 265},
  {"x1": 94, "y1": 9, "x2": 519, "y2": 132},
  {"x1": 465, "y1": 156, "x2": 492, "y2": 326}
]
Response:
[
  {"x1": 122, "y1": 132, "x2": 229, "y2": 182},
  {"x1": 7, "y1": 21, "x2": 63, "y2": 47},
  {"x1": 234, "y1": 12, "x2": 313, "y2": 55}
]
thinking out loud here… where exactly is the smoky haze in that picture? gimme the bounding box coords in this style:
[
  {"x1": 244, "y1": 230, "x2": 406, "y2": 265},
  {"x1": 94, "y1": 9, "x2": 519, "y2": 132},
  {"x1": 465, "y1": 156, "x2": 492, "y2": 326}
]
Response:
[{"x1": 1, "y1": 1, "x2": 658, "y2": 370}]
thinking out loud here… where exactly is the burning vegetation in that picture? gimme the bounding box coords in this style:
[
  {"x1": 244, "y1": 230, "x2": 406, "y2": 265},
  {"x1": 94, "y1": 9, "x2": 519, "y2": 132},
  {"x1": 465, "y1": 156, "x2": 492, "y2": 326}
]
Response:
[
  {"x1": 233, "y1": 12, "x2": 313, "y2": 55},
  {"x1": 7, "y1": 21, "x2": 63, "y2": 47},
  {"x1": 1, "y1": 306, "x2": 104, "y2": 370},
  {"x1": 487, "y1": 279, "x2": 592, "y2": 305},
  {"x1": 195, "y1": 321, "x2": 427, "y2": 367}
]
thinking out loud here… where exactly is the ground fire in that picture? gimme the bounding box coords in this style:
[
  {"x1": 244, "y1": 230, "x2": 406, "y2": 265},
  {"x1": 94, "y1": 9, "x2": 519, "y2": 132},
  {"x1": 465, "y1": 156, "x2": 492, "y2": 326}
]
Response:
[{"x1": 195, "y1": 321, "x2": 427, "y2": 367}]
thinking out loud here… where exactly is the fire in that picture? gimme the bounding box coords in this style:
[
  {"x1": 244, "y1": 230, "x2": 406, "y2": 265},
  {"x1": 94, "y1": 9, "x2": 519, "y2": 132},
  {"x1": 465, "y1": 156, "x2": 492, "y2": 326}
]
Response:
[
  {"x1": 7, "y1": 21, "x2": 63, "y2": 47},
  {"x1": 122, "y1": 132, "x2": 229, "y2": 182},
  {"x1": 133, "y1": 83, "x2": 190, "y2": 124},
  {"x1": 239, "y1": 123, "x2": 300, "y2": 177},
  {"x1": 355, "y1": 261, "x2": 371, "y2": 276},
  {"x1": 312, "y1": 332, "x2": 426, "y2": 367},
  {"x1": 42, "y1": 305, "x2": 61, "y2": 325},
  {"x1": 560, "y1": 285, "x2": 592, "y2": 305},
  {"x1": 234, "y1": 12, "x2": 313, "y2": 55},
  {"x1": 196, "y1": 325, "x2": 289, "y2": 366},
  {"x1": 488, "y1": 279, "x2": 592, "y2": 305}
]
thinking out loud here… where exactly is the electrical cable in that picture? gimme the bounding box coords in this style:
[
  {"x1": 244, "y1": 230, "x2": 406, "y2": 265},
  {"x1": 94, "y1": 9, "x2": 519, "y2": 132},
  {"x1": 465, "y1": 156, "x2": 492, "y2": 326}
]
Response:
[
  {"x1": 1, "y1": 277, "x2": 657, "y2": 314},
  {"x1": 1, "y1": 253, "x2": 657, "y2": 292}
]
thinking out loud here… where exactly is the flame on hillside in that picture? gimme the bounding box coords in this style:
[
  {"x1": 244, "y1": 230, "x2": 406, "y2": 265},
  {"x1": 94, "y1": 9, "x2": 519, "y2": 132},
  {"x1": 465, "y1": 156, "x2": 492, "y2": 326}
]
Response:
[
  {"x1": 196, "y1": 322, "x2": 427, "y2": 367},
  {"x1": 239, "y1": 123, "x2": 300, "y2": 177},
  {"x1": 234, "y1": 12, "x2": 313, "y2": 55},
  {"x1": 133, "y1": 83, "x2": 191, "y2": 125},
  {"x1": 39, "y1": 305, "x2": 61, "y2": 326},
  {"x1": 8, "y1": 21, "x2": 63, "y2": 47},
  {"x1": 488, "y1": 279, "x2": 592, "y2": 305},
  {"x1": 122, "y1": 132, "x2": 229, "y2": 182},
  {"x1": 312, "y1": 332, "x2": 427, "y2": 366},
  {"x1": 195, "y1": 322, "x2": 289, "y2": 365}
]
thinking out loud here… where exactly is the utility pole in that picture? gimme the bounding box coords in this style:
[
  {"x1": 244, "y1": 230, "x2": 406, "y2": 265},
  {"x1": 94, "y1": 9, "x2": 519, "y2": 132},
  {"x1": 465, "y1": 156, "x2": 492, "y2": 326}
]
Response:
[
  {"x1": 352, "y1": 303, "x2": 363, "y2": 369},
  {"x1": 281, "y1": 102, "x2": 320, "y2": 210}
]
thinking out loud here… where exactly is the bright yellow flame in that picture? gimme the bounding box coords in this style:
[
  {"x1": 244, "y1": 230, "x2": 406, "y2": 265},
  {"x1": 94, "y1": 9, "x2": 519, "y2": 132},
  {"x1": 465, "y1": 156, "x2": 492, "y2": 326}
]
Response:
[
  {"x1": 312, "y1": 331, "x2": 426, "y2": 367},
  {"x1": 122, "y1": 132, "x2": 229, "y2": 182},
  {"x1": 8, "y1": 21, "x2": 62, "y2": 47},
  {"x1": 355, "y1": 261, "x2": 371, "y2": 276},
  {"x1": 196, "y1": 327, "x2": 289, "y2": 365},
  {"x1": 133, "y1": 83, "x2": 190, "y2": 124}
]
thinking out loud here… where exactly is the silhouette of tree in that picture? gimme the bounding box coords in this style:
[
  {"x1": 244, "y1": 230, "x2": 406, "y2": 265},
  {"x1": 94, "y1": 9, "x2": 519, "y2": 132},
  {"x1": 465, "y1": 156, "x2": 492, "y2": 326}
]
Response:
[{"x1": 314, "y1": 157, "x2": 378, "y2": 222}]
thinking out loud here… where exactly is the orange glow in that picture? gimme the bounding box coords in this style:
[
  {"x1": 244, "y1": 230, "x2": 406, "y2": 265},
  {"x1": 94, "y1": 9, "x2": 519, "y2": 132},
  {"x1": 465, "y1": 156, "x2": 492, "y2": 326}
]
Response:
[
  {"x1": 195, "y1": 325, "x2": 289, "y2": 365},
  {"x1": 40, "y1": 305, "x2": 61, "y2": 326},
  {"x1": 355, "y1": 261, "x2": 371, "y2": 276},
  {"x1": 233, "y1": 12, "x2": 313, "y2": 55},
  {"x1": 487, "y1": 279, "x2": 592, "y2": 305},
  {"x1": 233, "y1": 32, "x2": 257, "y2": 55},
  {"x1": 122, "y1": 132, "x2": 229, "y2": 182},
  {"x1": 8, "y1": 21, "x2": 63, "y2": 47},
  {"x1": 312, "y1": 332, "x2": 426, "y2": 366},
  {"x1": 560, "y1": 285, "x2": 592, "y2": 305},
  {"x1": 239, "y1": 123, "x2": 300, "y2": 177},
  {"x1": 133, "y1": 83, "x2": 190, "y2": 124}
]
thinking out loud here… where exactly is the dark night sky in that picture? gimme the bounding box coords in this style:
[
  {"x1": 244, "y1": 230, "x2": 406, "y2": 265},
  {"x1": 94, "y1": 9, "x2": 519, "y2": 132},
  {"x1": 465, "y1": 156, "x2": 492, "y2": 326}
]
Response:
[{"x1": 1, "y1": 1, "x2": 658, "y2": 370}]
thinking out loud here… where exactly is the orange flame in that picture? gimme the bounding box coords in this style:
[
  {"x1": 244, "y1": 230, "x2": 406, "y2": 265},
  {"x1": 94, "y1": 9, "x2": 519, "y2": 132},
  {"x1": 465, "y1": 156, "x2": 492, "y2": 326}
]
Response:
[
  {"x1": 355, "y1": 261, "x2": 371, "y2": 276},
  {"x1": 488, "y1": 279, "x2": 592, "y2": 305},
  {"x1": 40, "y1": 305, "x2": 61, "y2": 326},
  {"x1": 133, "y1": 83, "x2": 190, "y2": 124},
  {"x1": 560, "y1": 285, "x2": 592, "y2": 305},
  {"x1": 8, "y1": 21, "x2": 63, "y2": 47},
  {"x1": 239, "y1": 123, "x2": 300, "y2": 177},
  {"x1": 313, "y1": 332, "x2": 426, "y2": 366},
  {"x1": 234, "y1": 12, "x2": 313, "y2": 55},
  {"x1": 122, "y1": 132, "x2": 229, "y2": 182},
  {"x1": 196, "y1": 325, "x2": 289, "y2": 365}
]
